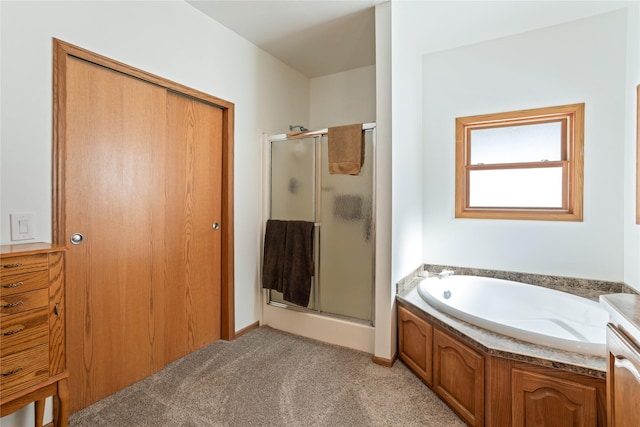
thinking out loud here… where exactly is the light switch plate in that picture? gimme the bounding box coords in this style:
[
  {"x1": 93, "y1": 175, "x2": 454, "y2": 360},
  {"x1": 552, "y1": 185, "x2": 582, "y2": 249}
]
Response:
[{"x1": 10, "y1": 212, "x2": 35, "y2": 241}]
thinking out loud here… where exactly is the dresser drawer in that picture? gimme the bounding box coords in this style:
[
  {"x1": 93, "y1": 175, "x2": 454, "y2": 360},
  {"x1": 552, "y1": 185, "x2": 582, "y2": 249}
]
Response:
[
  {"x1": 0, "y1": 289, "x2": 48, "y2": 317},
  {"x1": 0, "y1": 253, "x2": 48, "y2": 276},
  {"x1": 0, "y1": 271, "x2": 49, "y2": 297},
  {"x1": 0, "y1": 344, "x2": 49, "y2": 399},
  {"x1": 0, "y1": 307, "x2": 49, "y2": 357}
]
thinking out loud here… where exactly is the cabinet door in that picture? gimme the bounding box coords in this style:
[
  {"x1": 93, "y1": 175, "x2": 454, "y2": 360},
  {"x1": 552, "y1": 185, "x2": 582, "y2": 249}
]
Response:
[
  {"x1": 512, "y1": 368, "x2": 597, "y2": 427},
  {"x1": 607, "y1": 325, "x2": 640, "y2": 427},
  {"x1": 398, "y1": 305, "x2": 433, "y2": 385},
  {"x1": 434, "y1": 328, "x2": 485, "y2": 426}
]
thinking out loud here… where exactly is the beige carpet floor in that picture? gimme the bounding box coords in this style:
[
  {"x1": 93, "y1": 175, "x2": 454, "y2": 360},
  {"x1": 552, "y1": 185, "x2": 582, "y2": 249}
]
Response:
[{"x1": 69, "y1": 326, "x2": 464, "y2": 426}]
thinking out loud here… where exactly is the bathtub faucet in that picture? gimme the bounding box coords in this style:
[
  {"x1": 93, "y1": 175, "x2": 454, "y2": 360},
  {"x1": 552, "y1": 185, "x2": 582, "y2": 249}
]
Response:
[{"x1": 438, "y1": 270, "x2": 455, "y2": 279}]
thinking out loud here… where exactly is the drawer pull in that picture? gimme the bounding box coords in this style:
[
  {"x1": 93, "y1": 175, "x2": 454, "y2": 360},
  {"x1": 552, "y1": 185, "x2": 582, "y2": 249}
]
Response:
[
  {"x1": 54, "y1": 303, "x2": 60, "y2": 317},
  {"x1": 1, "y1": 301, "x2": 24, "y2": 309},
  {"x1": 1, "y1": 367, "x2": 23, "y2": 377},
  {"x1": 2, "y1": 326, "x2": 24, "y2": 336},
  {"x1": 1, "y1": 281, "x2": 23, "y2": 289},
  {"x1": 1, "y1": 263, "x2": 23, "y2": 269}
]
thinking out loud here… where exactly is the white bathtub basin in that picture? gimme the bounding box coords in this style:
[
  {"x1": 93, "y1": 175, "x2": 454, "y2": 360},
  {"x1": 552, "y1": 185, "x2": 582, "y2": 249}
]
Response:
[{"x1": 417, "y1": 275, "x2": 609, "y2": 357}]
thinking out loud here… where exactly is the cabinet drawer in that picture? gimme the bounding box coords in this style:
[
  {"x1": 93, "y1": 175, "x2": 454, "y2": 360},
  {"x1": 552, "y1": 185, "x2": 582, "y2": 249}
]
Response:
[
  {"x1": 0, "y1": 344, "x2": 49, "y2": 399},
  {"x1": 0, "y1": 308, "x2": 49, "y2": 357},
  {"x1": 0, "y1": 270, "x2": 49, "y2": 297},
  {"x1": 0, "y1": 289, "x2": 48, "y2": 317},
  {"x1": 0, "y1": 253, "x2": 48, "y2": 276}
]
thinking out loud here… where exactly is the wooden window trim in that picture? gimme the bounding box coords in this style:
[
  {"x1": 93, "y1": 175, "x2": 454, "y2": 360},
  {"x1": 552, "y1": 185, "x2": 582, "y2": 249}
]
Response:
[{"x1": 455, "y1": 103, "x2": 584, "y2": 221}]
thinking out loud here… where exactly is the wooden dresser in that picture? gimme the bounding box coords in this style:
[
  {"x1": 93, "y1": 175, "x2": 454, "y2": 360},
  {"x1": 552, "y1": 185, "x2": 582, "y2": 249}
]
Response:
[{"x1": 0, "y1": 243, "x2": 68, "y2": 427}]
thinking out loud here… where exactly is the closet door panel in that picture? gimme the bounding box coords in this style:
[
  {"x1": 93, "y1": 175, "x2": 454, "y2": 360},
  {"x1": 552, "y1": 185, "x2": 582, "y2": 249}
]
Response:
[
  {"x1": 164, "y1": 93, "x2": 223, "y2": 363},
  {"x1": 58, "y1": 41, "x2": 228, "y2": 414},
  {"x1": 64, "y1": 57, "x2": 167, "y2": 412}
]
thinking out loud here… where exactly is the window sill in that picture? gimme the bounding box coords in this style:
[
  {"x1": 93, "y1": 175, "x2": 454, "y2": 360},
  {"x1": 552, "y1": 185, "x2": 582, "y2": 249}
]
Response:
[{"x1": 455, "y1": 208, "x2": 583, "y2": 222}]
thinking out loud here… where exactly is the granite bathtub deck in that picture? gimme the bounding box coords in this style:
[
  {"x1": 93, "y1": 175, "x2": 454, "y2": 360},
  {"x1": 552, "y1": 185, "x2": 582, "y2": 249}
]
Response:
[{"x1": 398, "y1": 277, "x2": 607, "y2": 379}]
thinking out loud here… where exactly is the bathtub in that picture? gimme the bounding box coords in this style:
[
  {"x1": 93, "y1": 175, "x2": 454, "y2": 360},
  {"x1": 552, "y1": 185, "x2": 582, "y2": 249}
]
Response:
[{"x1": 417, "y1": 275, "x2": 609, "y2": 357}]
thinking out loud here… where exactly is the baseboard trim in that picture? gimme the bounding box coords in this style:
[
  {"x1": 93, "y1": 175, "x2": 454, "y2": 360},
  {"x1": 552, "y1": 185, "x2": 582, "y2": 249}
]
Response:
[
  {"x1": 372, "y1": 352, "x2": 397, "y2": 367},
  {"x1": 235, "y1": 321, "x2": 260, "y2": 338}
]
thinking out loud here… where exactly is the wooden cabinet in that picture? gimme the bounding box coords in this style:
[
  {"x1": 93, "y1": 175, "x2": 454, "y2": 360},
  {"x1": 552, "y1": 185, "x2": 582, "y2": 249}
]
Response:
[
  {"x1": 511, "y1": 367, "x2": 600, "y2": 427},
  {"x1": 434, "y1": 328, "x2": 485, "y2": 426},
  {"x1": 397, "y1": 301, "x2": 605, "y2": 427},
  {"x1": 0, "y1": 243, "x2": 68, "y2": 427},
  {"x1": 398, "y1": 303, "x2": 484, "y2": 426},
  {"x1": 606, "y1": 324, "x2": 640, "y2": 427},
  {"x1": 398, "y1": 305, "x2": 433, "y2": 385}
]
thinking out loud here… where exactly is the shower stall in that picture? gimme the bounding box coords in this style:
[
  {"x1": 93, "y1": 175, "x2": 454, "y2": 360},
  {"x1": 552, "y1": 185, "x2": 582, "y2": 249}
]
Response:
[{"x1": 266, "y1": 123, "x2": 376, "y2": 324}]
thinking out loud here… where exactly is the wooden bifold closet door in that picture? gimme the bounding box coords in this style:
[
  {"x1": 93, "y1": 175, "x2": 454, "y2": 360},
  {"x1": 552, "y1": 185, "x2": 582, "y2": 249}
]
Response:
[{"x1": 61, "y1": 51, "x2": 223, "y2": 412}]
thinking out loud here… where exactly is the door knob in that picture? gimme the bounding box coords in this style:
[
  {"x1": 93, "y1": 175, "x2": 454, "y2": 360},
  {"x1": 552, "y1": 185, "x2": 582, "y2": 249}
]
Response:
[
  {"x1": 70, "y1": 233, "x2": 84, "y2": 245},
  {"x1": 212, "y1": 223, "x2": 220, "y2": 231}
]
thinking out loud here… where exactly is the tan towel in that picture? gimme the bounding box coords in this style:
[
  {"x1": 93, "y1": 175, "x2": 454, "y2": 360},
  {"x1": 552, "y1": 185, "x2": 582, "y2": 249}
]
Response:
[{"x1": 328, "y1": 124, "x2": 363, "y2": 175}]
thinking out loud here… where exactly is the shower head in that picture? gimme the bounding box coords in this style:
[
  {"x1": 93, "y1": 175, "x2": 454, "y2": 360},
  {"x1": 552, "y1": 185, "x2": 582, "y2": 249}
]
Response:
[{"x1": 289, "y1": 124, "x2": 308, "y2": 132}]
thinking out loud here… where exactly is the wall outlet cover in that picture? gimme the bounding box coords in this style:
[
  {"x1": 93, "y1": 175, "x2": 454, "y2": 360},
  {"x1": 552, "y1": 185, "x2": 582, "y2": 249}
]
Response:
[{"x1": 10, "y1": 212, "x2": 35, "y2": 241}]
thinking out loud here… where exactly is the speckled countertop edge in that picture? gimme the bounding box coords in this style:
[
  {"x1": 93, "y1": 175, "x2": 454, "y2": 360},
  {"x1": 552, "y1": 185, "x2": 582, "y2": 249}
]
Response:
[
  {"x1": 600, "y1": 294, "x2": 640, "y2": 348},
  {"x1": 397, "y1": 275, "x2": 608, "y2": 379}
]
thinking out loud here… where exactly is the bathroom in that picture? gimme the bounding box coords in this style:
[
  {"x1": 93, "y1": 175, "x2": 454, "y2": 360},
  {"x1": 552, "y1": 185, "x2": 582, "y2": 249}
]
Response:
[{"x1": 1, "y1": 1, "x2": 639, "y2": 426}]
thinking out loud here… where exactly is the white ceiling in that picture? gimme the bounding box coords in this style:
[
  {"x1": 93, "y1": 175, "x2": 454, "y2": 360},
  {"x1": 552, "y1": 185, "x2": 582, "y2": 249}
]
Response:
[
  {"x1": 187, "y1": 0, "x2": 379, "y2": 77},
  {"x1": 186, "y1": 0, "x2": 634, "y2": 78}
]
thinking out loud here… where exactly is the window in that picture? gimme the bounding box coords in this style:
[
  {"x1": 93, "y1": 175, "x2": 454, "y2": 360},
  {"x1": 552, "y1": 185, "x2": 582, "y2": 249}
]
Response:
[{"x1": 455, "y1": 103, "x2": 584, "y2": 221}]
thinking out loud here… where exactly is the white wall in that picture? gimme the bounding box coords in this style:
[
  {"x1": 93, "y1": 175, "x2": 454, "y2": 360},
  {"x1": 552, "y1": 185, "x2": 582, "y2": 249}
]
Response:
[
  {"x1": 309, "y1": 65, "x2": 376, "y2": 130},
  {"x1": 363, "y1": 0, "x2": 426, "y2": 361},
  {"x1": 422, "y1": 10, "x2": 629, "y2": 282},
  {"x1": 373, "y1": 1, "x2": 393, "y2": 361},
  {"x1": 0, "y1": 1, "x2": 309, "y2": 425},
  {"x1": 391, "y1": 3, "x2": 424, "y2": 285},
  {"x1": 624, "y1": 3, "x2": 640, "y2": 291}
]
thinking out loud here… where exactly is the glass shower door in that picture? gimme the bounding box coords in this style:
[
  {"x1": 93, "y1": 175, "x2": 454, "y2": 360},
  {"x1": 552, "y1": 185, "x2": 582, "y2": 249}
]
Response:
[
  {"x1": 269, "y1": 137, "x2": 317, "y2": 309},
  {"x1": 318, "y1": 131, "x2": 374, "y2": 322},
  {"x1": 267, "y1": 128, "x2": 375, "y2": 324}
]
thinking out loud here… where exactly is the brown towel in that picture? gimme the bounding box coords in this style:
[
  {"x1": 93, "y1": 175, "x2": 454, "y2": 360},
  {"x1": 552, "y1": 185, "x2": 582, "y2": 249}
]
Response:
[
  {"x1": 328, "y1": 123, "x2": 363, "y2": 175},
  {"x1": 281, "y1": 221, "x2": 314, "y2": 306},
  {"x1": 262, "y1": 220, "x2": 288, "y2": 293},
  {"x1": 262, "y1": 219, "x2": 315, "y2": 307}
]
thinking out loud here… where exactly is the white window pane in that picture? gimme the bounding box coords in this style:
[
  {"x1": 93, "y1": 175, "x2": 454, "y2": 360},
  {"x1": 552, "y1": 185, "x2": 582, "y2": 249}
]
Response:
[
  {"x1": 469, "y1": 167, "x2": 563, "y2": 208},
  {"x1": 470, "y1": 121, "x2": 563, "y2": 165}
]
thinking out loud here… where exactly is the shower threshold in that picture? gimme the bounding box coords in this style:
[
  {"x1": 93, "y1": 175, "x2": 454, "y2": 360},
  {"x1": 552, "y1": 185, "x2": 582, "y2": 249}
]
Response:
[{"x1": 267, "y1": 300, "x2": 374, "y2": 327}]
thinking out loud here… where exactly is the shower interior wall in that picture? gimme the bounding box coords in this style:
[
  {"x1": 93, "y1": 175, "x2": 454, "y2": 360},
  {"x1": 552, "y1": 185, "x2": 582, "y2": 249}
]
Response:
[{"x1": 261, "y1": 65, "x2": 378, "y2": 353}]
